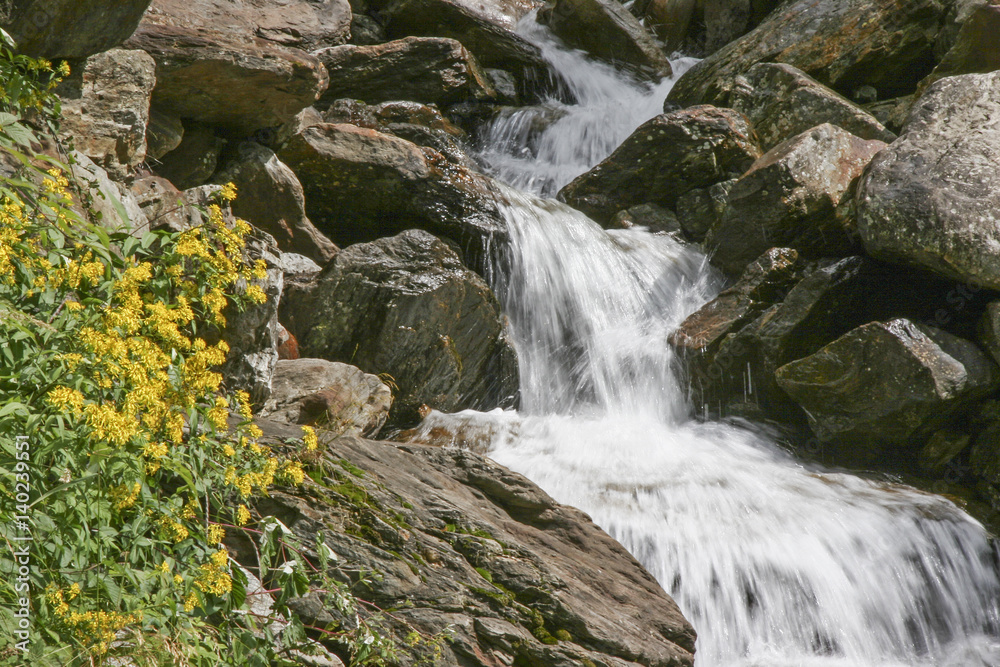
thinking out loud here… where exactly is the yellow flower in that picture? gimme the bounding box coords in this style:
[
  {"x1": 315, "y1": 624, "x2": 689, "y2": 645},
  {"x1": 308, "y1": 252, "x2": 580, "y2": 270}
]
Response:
[
  {"x1": 208, "y1": 396, "x2": 229, "y2": 431},
  {"x1": 84, "y1": 403, "x2": 139, "y2": 447},
  {"x1": 302, "y1": 425, "x2": 318, "y2": 451},
  {"x1": 173, "y1": 575, "x2": 183, "y2": 585},
  {"x1": 64, "y1": 300, "x2": 83, "y2": 311},
  {"x1": 47, "y1": 386, "x2": 84, "y2": 413},
  {"x1": 219, "y1": 183, "x2": 238, "y2": 201},
  {"x1": 58, "y1": 61, "x2": 71, "y2": 77},
  {"x1": 245, "y1": 284, "x2": 267, "y2": 304},
  {"x1": 109, "y1": 482, "x2": 141, "y2": 511},
  {"x1": 67, "y1": 583, "x2": 80, "y2": 599},
  {"x1": 206, "y1": 524, "x2": 225, "y2": 544},
  {"x1": 280, "y1": 460, "x2": 305, "y2": 485},
  {"x1": 222, "y1": 444, "x2": 235, "y2": 457},
  {"x1": 235, "y1": 504, "x2": 251, "y2": 526},
  {"x1": 184, "y1": 592, "x2": 198, "y2": 612},
  {"x1": 158, "y1": 561, "x2": 170, "y2": 575}
]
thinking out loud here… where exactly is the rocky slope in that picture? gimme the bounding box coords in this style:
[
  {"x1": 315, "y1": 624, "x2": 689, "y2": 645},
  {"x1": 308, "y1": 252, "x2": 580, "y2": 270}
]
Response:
[{"x1": 9, "y1": 0, "x2": 1000, "y2": 660}]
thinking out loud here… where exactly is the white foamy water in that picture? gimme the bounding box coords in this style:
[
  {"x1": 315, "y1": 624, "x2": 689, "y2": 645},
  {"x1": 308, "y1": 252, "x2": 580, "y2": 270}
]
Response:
[{"x1": 414, "y1": 16, "x2": 1000, "y2": 667}]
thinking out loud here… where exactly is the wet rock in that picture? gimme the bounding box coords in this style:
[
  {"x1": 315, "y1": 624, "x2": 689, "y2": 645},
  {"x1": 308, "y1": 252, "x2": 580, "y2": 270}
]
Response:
[
  {"x1": 276, "y1": 122, "x2": 507, "y2": 254},
  {"x1": 857, "y1": 71, "x2": 1000, "y2": 290},
  {"x1": 315, "y1": 37, "x2": 496, "y2": 107},
  {"x1": 126, "y1": 0, "x2": 329, "y2": 135},
  {"x1": 972, "y1": 421, "x2": 1000, "y2": 485},
  {"x1": 145, "y1": 108, "x2": 185, "y2": 161},
  {"x1": 380, "y1": 0, "x2": 558, "y2": 99},
  {"x1": 918, "y1": 2, "x2": 1000, "y2": 95},
  {"x1": 244, "y1": 426, "x2": 695, "y2": 667},
  {"x1": 730, "y1": 62, "x2": 896, "y2": 152},
  {"x1": 610, "y1": 203, "x2": 681, "y2": 234},
  {"x1": 57, "y1": 49, "x2": 156, "y2": 180},
  {"x1": 1, "y1": 0, "x2": 151, "y2": 60},
  {"x1": 636, "y1": 0, "x2": 697, "y2": 51},
  {"x1": 261, "y1": 359, "x2": 392, "y2": 436},
  {"x1": 775, "y1": 319, "x2": 999, "y2": 461},
  {"x1": 666, "y1": 0, "x2": 954, "y2": 108},
  {"x1": 537, "y1": 0, "x2": 672, "y2": 80},
  {"x1": 559, "y1": 105, "x2": 759, "y2": 224},
  {"x1": 282, "y1": 230, "x2": 518, "y2": 425},
  {"x1": 707, "y1": 124, "x2": 885, "y2": 276},
  {"x1": 153, "y1": 121, "x2": 225, "y2": 190},
  {"x1": 213, "y1": 141, "x2": 339, "y2": 264},
  {"x1": 919, "y1": 429, "x2": 971, "y2": 473},
  {"x1": 702, "y1": 0, "x2": 782, "y2": 54},
  {"x1": 675, "y1": 179, "x2": 735, "y2": 242}
]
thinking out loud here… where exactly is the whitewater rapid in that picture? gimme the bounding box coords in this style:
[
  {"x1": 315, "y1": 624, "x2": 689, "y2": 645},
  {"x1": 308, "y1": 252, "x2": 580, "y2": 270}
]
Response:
[{"x1": 417, "y1": 15, "x2": 1000, "y2": 666}]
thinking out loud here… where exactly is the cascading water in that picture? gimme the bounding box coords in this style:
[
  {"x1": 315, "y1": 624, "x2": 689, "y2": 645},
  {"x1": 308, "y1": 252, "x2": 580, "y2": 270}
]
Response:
[{"x1": 418, "y1": 17, "x2": 1000, "y2": 667}]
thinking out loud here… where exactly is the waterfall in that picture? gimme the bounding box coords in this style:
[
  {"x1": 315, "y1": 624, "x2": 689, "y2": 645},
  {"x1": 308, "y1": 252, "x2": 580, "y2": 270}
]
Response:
[{"x1": 420, "y1": 16, "x2": 1000, "y2": 666}]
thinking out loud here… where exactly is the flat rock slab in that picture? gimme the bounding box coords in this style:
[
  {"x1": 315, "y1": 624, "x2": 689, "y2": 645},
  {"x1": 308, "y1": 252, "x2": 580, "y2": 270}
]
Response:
[
  {"x1": 776, "y1": 318, "x2": 999, "y2": 458},
  {"x1": 1, "y1": 0, "x2": 151, "y2": 59},
  {"x1": 708, "y1": 123, "x2": 885, "y2": 276},
  {"x1": 667, "y1": 0, "x2": 953, "y2": 107},
  {"x1": 558, "y1": 105, "x2": 759, "y2": 224},
  {"x1": 857, "y1": 71, "x2": 1000, "y2": 290},
  {"x1": 316, "y1": 37, "x2": 496, "y2": 107},
  {"x1": 248, "y1": 419, "x2": 696, "y2": 667}
]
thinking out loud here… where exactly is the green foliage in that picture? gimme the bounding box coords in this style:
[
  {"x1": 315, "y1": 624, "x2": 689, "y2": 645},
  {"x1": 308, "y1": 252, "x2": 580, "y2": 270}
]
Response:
[{"x1": 0, "y1": 42, "x2": 401, "y2": 667}]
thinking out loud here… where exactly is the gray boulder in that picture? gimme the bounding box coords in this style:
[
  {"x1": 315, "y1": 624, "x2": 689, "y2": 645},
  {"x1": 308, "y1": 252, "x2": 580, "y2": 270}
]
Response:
[
  {"x1": 730, "y1": 62, "x2": 896, "y2": 152},
  {"x1": 260, "y1": 359, "x2": 392, "y2": 436},
  {"x1": 918, "y1": 2, "x2": 1000, "y2": 95},
  {"x1": 776, "y1": 319, "x2": 999, "y2": 460},
  {"x1": 57, "y1": 49, "x2": 156, "y2": 180},
  {"x1": 857, "y1": 71, "x2": 1000, "y2": 290},
  {"x1": 213, "y1": 142, "x2": 339, "y2": 265},
  {"x1": 315, "y1": 37, "x2": 496, "y2": 107},
  {"x1": 0, "y1": 0, "x2": 151, "y2": 59},
  {"x1": 276, "y1": 122, "x2": 507, "y2": 253},
  {"x1": 707, "y1": 123, "x2": 885, "y2": 276},
  {"x1": 666, "y1": 0, "x2": 955, "y2": 108},
  {"x1": 559, "y1": 105, "x2": 760, "y2": 224},
  {"x1": 537, "y1": 0, "x2": 672, "y2": 80},
  {"x1": 282, "y1": 230, "x2": 518, "y2": 425},
  {"x1": 129, "y1": 176, "x2": 202, "y2": 234},
  {"x1": 248, "y1": 0, "x2": 352, "y2": 52}
]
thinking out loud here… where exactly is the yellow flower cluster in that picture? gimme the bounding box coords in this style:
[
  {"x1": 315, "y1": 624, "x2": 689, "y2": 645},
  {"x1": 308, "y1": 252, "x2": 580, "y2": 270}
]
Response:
[
  {"x1": 109, "y1": 482, "x2": 141, "y2": 511},
  {"x1": 159, "y1": 516, "x2": 190, "y2": 544},
  {"x1": 46, "y1": 586, "x2": 142, "y2": 656},
  {"x1": 235, "y1": 504, "x2": 251, "y2": 526},
  {"x1": 194, "y1": 549, "x2": 232, "y2": 598},
  {"x1": 46, "y1": 386, "x2": 84, "y2": 414},
  {"x1": 302, "y1": 425, "x2": 318, "y2": 451}
]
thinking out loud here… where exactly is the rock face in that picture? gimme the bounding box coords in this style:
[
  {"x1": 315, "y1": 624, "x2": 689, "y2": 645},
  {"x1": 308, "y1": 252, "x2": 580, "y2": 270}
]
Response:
[
  {"x1": 707, "y1": 124, "x2": 885, "y2": 275},
  {"x1": 701, "y1": 0, "x2": 782, "y2": 54},
  {"x1": 261, "y1": 359, "x2": 392, "y2": 436},
  {"x1": 919, "y1": 2, "x2": 1000, "y2": 93},
  {"x1": 1, "y1": 0, "x2": 151, "y2": 59},
  {"x1": 537, "y1": 0, "x2": 672, "y2": 80},
  {"x1": 153, "y1": 121, "x2": 225, "y2": 190},
  {"x1": 636, "y1": 0, "x2": 696, "y2": 51},
  {"x1": 277, "y1": 122, "x2": 507, "y2": 252},
  {"x1": 559, "y1": 106, "x2": 760, "y2": 224},
  {"x1": 245, "y1": 422, "x2": 696, "y2": 667},
  {"x1": 283, "y1": 230, "x2": 518, "y2": 425},
  {"x1": 126, "y1": 0, "x2": 329, "y2": 135},
  {"x1": 129, "y1": 176, "x2": 202, "y2": 233},
  {"x1": 730, "y1": 62, "x2": 896, "y2": 152},
  {"x1": 213, "y1": 141, "x2": 339, "y2": 265},
  {"x1": 57, "y1": 49, "x2": 156, "y2": 180},
  {"x1": 857, "y1": 71, "x2": 1000, "y2": 290},
  {"x1": 248, "y1": 0, "x2": 353, "y2": 52},
  {"x1": 775, "y1": 319, "x2": 999, "y2": 460},
  {"x1": 666, "y1": 0, "x2": 954, "y2": 108},
  {"x1": 315, "y1": 37, "x2": 496, "y2": 107}
]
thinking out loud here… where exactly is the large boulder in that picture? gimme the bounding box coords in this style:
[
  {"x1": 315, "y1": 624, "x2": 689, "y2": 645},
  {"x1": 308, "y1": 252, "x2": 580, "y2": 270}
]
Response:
[
  {"x1": 537, "y1": 0, "x2": 672, "y2": 80},
  {"x1": 129, "y1": 176, "x2": 202, "y2": 233},
  {"x1": 0, "y1": 0, "x2": 151, "y2": 60},
  {"x1": 775, "y1": 319, "x2": 999, "y2": 461},
  {"x1": 707, "y1": 123, "x2": 885, "y2": 276},
  {"x1": 247, "y1": 0, "x2": 352, "y2": 52},
  {"x1": 57, "y1": 49, "x2": 156, "y2": 180},
  {"x1": 213, "y1": 141, "x2": 339, "y2": 265},
  {"x1": 282, "y1": 230, "x2": 518, "y2": 425},
  {"x1": 635, "y1": 0, "x2": 697, "y2": 51},
  {"x1": 126, "y1": 0, "x2": 329, "y2": 135},
  {"x1": 558, "y1": 105, "x2": 760, "y2": 224},
  {"x1": 260, "y1": 358, "x2": 392, "y2": 436},
  {"x1": 245, "y1": 424, "x2": 696, "y2": 667},
  {"x1": 666, "y1": 0, "x2": 955, "y2": 108},
  {"x1": 276, "y1": 122, "x2": 507, "y2": 254},
  {"x1": 381, "y1": 0, "x2": 558, "y2": 98},
  {"x1": 730, "y1": 62, "x2": 896, "y2": 152},
  {"x1": 701, "y1": 0, "x2": 783, "y2": 54},
  {"x1": 315, "y1": 37, "x2": 496, "y2": 107},
  {"x1": 919, "y1": 2, "x2": 1000, "y2": 94},
  {"x1": 857, "y1": 71, "x2": 1000, "y2": 290}
]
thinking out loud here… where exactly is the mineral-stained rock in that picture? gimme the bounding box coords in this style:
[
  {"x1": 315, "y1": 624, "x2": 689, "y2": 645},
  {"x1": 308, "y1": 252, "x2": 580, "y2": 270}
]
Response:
[
  {"x1": 707, "y1": 124, "x2": 885, "y2": 276},
  {"x1": 213, "y1": 141, "x2": 339, "y2": 264},
  {"x1": 675, "y1": 179, "x2": 735, "y2": 242},
  {"x1": 260, "y1": 359, "x2": 392, "y2": 436},
  {"x1": 558, "y1": 105, "x2": 759, "y2": 224},
  {"x1": 153, "y1": 121, "x2": 225, "y2": 191},
  {"x1": 730, "y1": 62, "x2": 896, "y2": 152},
  {"x1": 775, "y1": 319, "x2": 999, "y2": 461},
  {"x1": 380, "y1": 0, "x2": 558, "y2": 98},
  {"x1": 242, "y1": 421, "x2": 696, "y2": 667},
  {"x1": 126, "y1": 0, "x2": 329, "y2": 135},
  {"x1": 1, "y1": 0, "x2": 151, "y2": 60},
  {"x1": 277, "y1": 122, "x2": 507, "y2": 253},
  {"x1": 666, "y1": 0, "x2": 954, "y2": 108},
  {"x1": 857, "y1": 71, "x2": 1000, "y2": 290},
  {"x1": 57, "y1": 49, "x2": 156, "y2": 180},
  {"x1": 315, "y1": 37, "x2": 496, "y2": 107},
  {"x1": 282, "y1": 230, "x2": 518, "y2": 425},
  {"x1": 537, "y1": 0, "x2": 672, "y2": 80}
]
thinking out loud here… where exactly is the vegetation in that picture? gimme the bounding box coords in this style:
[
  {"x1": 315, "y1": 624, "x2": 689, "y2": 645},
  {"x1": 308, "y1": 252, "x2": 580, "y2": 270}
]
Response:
[{"x1": 0, "y1": 34, "x2": 393, "y2": 666}]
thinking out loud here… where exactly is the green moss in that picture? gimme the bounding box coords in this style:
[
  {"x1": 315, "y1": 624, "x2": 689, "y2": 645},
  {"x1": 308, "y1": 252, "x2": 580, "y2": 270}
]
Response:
[
  {"x1": 474, "y1": 567, "x2": 493, "y2": 583},
  {"x1": 466, "y1": 585, "x2": 514, "y2": 607},
  {"x1": 582, "y1": 660, "x2": 597, "y2": 667},
  {"x1": 338, "y1": 458, "x2": 366, "y2": 478},
  {"x1": 531, "y1": 625, "x2": 558, "y2": 645},
  {"x1": 554, "y1": 629, "x2": 572, "y2": 642}
]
